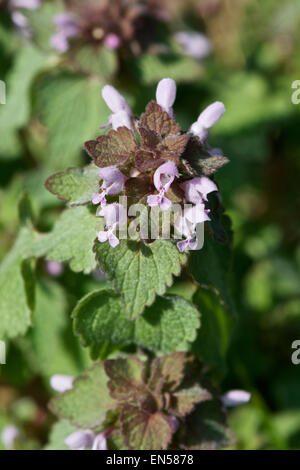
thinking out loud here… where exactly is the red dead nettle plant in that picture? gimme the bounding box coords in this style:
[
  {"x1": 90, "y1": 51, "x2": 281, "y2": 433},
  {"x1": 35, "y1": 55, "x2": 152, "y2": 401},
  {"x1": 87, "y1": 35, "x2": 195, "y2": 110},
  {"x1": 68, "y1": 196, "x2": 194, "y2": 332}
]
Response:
[{"x1": 2, "y1": 78, "x2": 250, "y2": 449}]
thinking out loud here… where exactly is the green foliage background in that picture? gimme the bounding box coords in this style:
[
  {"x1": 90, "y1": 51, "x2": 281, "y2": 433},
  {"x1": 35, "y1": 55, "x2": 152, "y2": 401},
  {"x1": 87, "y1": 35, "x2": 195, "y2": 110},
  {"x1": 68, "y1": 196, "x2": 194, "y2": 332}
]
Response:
[{"x1": 0, "y1": 0, "x2": 300, "y2": 450}]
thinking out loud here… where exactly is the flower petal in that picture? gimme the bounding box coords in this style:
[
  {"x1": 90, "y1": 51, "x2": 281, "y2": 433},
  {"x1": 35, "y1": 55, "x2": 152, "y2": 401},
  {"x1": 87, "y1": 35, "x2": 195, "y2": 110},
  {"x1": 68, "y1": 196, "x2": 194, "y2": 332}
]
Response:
[
  {"x1": 50, "y1": 374, "x2": 74, "y2": 393},
  {"x1": 101, "y1": 85, "x2": 132, "y2": 115},
  {"x1": 156, "y1": 78, "x2": 177, "y2": 115},
  {"x1": 198, "y1": 101, "x2": 225, "y2": 129},
  {"x1": 110, "y1": 110, "x2": 133, "y2": 131},
  {"x1": 185, "y1": 203, "x2": 210, "y2": 224},
  {"x1": 98, "y1": 231, "x2": 109, "y2": 243},
  {"x1": 92, "y1": 432, "x2": 107, "y2": 450},
  {"x1": 104, "y1": 33, "x2": 121, "y2": 50},
  {"x1": 175, "y1": 32, "x2": 212, "y2": 60},
  {"x1": 1, "y1": 425, "x2": 20, "y2": 449},
  {"x1": 147, "y1": 194, "x2": 160, "y2": 207},
  {"x1": 65, "y1": 430, "x2": 95, "y2": 450},
  {"x1": 221, "y1": 390, "x2": 251, "y2": 407},
  {"x1": 108, "y1": 232, "x2": 120, "y2": 248},
  {"x1": 184, "y1": 176, "x2": 217, "y2": 203},
  {"x1": 177, "y1": 239, "x2": 189, "y2": 252},
  {"x1": 100, "y1": 203, "x2": 127, "y2": 229},
  {"x1": 160, "y1": 196, "x2": 172, "y2": 211},
  {"x1": 153, "y1": 161, "x2": 178, "y2": 191},
  {"x1": 98, "y1": 167, "x2": 125, "y2": 195}
]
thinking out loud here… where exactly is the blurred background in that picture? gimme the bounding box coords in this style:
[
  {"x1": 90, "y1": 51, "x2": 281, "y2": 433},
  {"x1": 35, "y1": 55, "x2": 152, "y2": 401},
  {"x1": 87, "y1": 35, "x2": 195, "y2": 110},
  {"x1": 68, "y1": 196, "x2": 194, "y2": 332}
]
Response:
[{"x1": 0, "y1": 0, "x2": 300, "y2": 450}]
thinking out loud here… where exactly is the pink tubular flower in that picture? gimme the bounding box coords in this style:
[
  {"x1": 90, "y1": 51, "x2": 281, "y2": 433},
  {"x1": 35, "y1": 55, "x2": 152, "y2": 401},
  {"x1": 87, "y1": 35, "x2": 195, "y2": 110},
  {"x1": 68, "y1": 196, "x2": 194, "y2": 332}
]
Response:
[
  {"x1": 45, "y1": 260, "x2": 63, "y2": 277},
  {"x1": 92, "y1": 167, "x2": 125, "y2": 207},
  {"x1": 156, "y1": 78, "x2": 177, "y2": 117},
  {"x1": 65, "y1": 430, "x2": 95, "y2": 450},
  {"x1": 185, "y1": 203, "x2": 211, "y2": 224},
  {"x1": 104, "y1": 33, "x2": 121, "y2": 50},
  {"x1": 10, "y1": 0, "x2": 40, "y2": 9},
  {"x1": 190, "y1": 101, "x2": 225, "y2": 142},
  {"x1": 92, "y1": 432, "x2": 107, "y2": 450},
  {"x1": 101, "y1": 85, "x2": 133, "y2": 131},
  {"x1": 98, "y1": 203, "x2": 127, "y2": 248},
  {"x1": 221, "y1": 390, "x2": 251, "y2": 407},
  {"x1": 65, "y1": 430, "x2": 107, "y2": 451},
  {"x1": 50, "y1": 13, "x2": 80, "y2": 53},
  {"x1": 147, "y1": 161, "x2": 178, "y2": 211},
  {"x1": 50, "y1": 374, "x2": 74, "y2": 393},
  {"x1": 9, "y1": 0, "x2": 40, "y2": 37},
  {"x1": 183, "y1": 176, "x2": 218, "y2": 204},
  {"x1": 1, "y1": 425, "x2": 20, "y2": 449},
  {"x1": 175, "y1": 216, "x2": 198, "y2": 253},
  {"x1": 175, "y1": 32, "x2": 212, "y2": 60}
]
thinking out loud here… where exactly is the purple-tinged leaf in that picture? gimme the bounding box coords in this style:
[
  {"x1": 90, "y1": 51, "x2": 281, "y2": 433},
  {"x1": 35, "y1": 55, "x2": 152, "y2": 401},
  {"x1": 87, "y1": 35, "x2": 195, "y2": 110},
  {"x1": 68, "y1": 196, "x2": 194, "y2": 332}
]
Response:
[
  {"x1": 134, "y1": 150, "x2": 165, "y2": 172},
  {"x1": 148, "y1": 352, "x2": 185, "y2": 394},
  {"x1": 180, "y1": 399, "x2": 234, "y2": 450},
  {"x1": 120, "y1": 406, "x2": 174, "y2": 450},
  {"x1": 104, "y1": 357, "x2": 146, "y2": 400},
  {"x1": 85, "y1": 127, "x2": 137, "y2": 168},
  {"x1": 124, "y1": 176, "x2": 152, "y2": 205},
  {"x1": 170, "y1": 385, "x2": 211, "y2": 417},
  {"x1": 140, "y1": 102, "x2": 180, "y2": 137}
]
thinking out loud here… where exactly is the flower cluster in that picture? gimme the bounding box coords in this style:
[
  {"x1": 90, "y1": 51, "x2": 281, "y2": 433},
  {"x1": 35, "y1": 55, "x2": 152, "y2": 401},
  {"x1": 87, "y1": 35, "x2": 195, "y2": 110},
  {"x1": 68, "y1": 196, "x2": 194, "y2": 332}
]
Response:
[
  {"x1": 4, "y1": 0, "x2": 40, "y2": 37},
  {"x1": 50, "y1": 0, "x2": 166, "y2": 55},
  {"x1": 84, "y1": 78, "x2": 226, "y2": 252}
]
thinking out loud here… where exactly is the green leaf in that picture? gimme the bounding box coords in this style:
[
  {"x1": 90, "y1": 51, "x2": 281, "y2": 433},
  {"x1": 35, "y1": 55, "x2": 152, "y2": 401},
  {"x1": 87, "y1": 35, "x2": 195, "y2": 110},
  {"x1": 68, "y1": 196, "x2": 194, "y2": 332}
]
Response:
[
  {"x1": 45, "y1": 164, "x2": 100, "y2": 206},
  {"x1": 148, "y1": 352, "x2": 185, "y2": 393},
  {"x1": 104, "y1": 357, "x2": 146, "y2": 400},
  {"x1": 135, "y1": 54, "x2": 201, "y2": 85},
  {"x1": 44, "y1": 420, "x2": 77, "y2": 450},
  {"x1": 120, "y1": 406, "x2": 173, "y2": 450},
  {"x1": 36, "y1": 73, "x2": 108, "y2": 170},
  {"x1": 50, "y1": 364, "x2": 116, "y2": 428},
  {"x1": 106, "y1": 428, "x2": 128, "y2": 450},
  {"x1": 189, "y1": 230, "x2": 234, "y2": 314},
  {"x1": 0, "y1": 227, "x2": 37, "y2": 339},
  {"x1": 74, "y1": 45, "x2": 117, "y2": 78},
  {"x1": 0, "y1": 45, "x2": 47, "y2": 132},
  {"x1": 181, "y1": 399, "x2": 234, "y2": 450},
  {"x1": 28, "y1": 280, "x2": 90, "y2": 380},
  {"x1": 28, "y1": 206, "x2": 102, "y2": 274},
  {"x1": 73, "y1": 291, "x2": 200, "y2": 359},
  {"x1": 192, "y1": 288, "x2": 232, "y2": 371},
  {"x1": 135, "y1": 296, "x2": 200, "y2": 354},
  {"x1": 170, "y1": 385, "x2": 211, "y2": 417},
  {"x1": 94, "y1": 239, "x2": 186, "y2": 319},
  {"x1": 85, "y1": 127, "x2": 137, "y2": 168}
]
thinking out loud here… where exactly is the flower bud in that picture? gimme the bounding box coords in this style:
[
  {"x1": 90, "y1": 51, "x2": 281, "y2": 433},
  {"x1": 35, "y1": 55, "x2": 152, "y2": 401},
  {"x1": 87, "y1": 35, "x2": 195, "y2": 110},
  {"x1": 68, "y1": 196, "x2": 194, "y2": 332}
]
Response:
[
  {"x1": 65, "y1": 430, "x2": 95, "y2": 450},
  {"x1": 156, "y1": 78, "x2": 177, "y2": 116},
  {"x1": 50, "y1": 374, "x2": 74, "y2": 392},
  {"x1": 221, "y1": 390, "x2": 251, "y2": 407}
]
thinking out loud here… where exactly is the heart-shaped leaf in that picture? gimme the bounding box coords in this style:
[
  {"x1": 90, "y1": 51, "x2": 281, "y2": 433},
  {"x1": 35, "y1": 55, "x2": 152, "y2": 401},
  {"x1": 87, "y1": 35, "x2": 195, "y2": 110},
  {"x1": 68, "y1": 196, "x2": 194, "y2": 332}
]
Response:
[
  {"x1": 94, "y1": 239, "x2": 186, "y2": 319},
  {"x1": 85, "y1": 127, "x2": 137, "y2": 168},
  {"x1": 45, "y1": 164, "x2": 100, "y2": 206}
]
